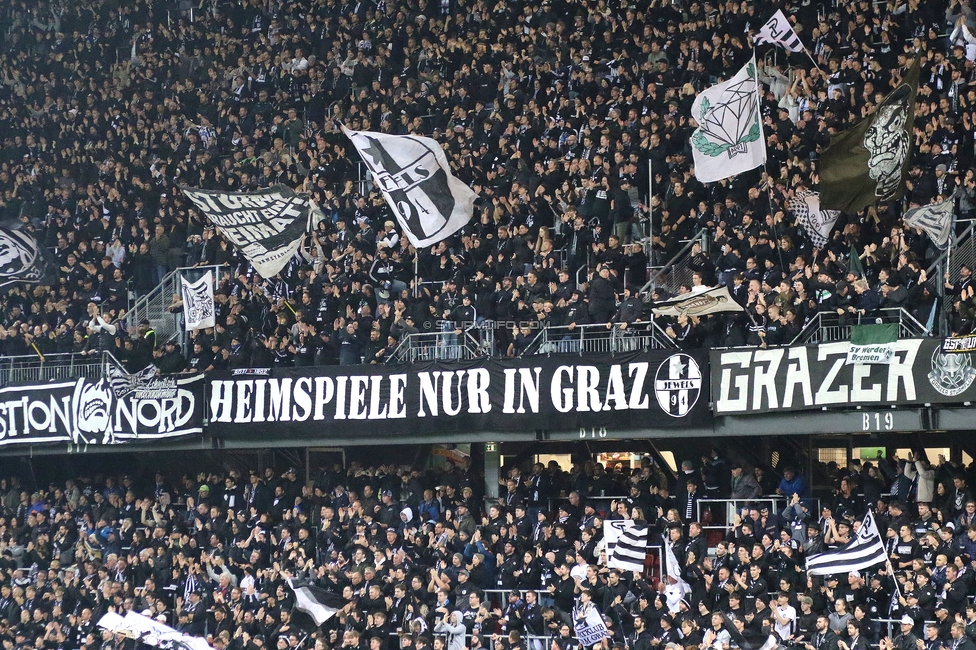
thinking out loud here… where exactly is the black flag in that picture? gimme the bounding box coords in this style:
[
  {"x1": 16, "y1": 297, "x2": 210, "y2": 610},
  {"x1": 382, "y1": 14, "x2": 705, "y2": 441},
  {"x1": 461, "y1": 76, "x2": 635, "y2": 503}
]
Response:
[
  {"x1": 820, "y1": 58, "x2": 919, "y2": 214},
  {"x1": 820, "y1": 58, "x2": 920, "y2": 213}
]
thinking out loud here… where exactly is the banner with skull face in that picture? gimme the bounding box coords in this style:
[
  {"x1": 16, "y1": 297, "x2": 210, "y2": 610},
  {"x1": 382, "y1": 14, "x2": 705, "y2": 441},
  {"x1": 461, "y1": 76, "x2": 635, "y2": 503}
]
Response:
[
  {"x1": 0, "y1": 226, "x2": 54, "y2": 289},
  {"x1": 820, "y1": 58, "x2": 920, "y2": 214},
  {"x1": 341, "y1": 126, "x2": 478, "y2": 247},
  {"x1": 0, "y1": 370, "x2": 204, "y2": 447}
]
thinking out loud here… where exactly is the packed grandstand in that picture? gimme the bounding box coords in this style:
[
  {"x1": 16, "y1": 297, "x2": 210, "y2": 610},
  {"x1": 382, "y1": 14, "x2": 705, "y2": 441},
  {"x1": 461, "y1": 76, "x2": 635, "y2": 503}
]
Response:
[
  {"x1": 0, "y1": 0, "x2": 975, "y2": 649},
  {"x1": 1, "y1": 0, "x2": 969, "y2": 370},
  {"x1": 3, "y1": 452, "x2": 975, "y2": 650}
]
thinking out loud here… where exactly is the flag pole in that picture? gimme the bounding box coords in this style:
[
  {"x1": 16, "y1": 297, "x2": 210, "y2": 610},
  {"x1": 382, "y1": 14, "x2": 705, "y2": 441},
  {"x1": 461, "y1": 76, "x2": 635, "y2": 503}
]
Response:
[
  {"x1": 648, "y1": 159, "x2": 654, "y2": 246},
  {"x1": 885, "y1": 556, "x2": 902, "y2": 615},
  {"x1": 802, "y1": 45, "x2": 824, "y2": 76},
  {"x1": 753, "y1": 47, "x2": 789, "y2": 275}
]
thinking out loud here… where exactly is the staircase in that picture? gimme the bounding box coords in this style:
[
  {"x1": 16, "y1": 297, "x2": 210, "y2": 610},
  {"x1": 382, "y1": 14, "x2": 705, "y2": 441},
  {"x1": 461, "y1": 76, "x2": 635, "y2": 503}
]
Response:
[
  {"x1": 640, "y1": 230, "x2": 709, "y2": 297},
  {"x1": 126, "y1": 269, "x2": 183, "y2": 344},
  {"x1": 125, "y1": 266, "x2": 225, "y2": 346}
]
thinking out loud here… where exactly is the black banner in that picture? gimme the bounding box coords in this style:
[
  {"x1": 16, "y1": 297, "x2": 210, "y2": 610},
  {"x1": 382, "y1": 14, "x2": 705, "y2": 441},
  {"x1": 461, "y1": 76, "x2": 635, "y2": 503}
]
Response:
[
  {"x1": 711, "y1": 338, "x2": 976, "y2": 415},
  {"x1": 0, "y1": 225, "x2": 55, "y2": 288},
  {"x1": 0, "y1": 373, "x2": 205, "y2": 446},
  {"x1": 179, "y1": 185, "x2": 320, "y2": 278},
  {"x1": 942, "y1": 335, "x2": 976, "y2": 354},
  {"x1": 207, "y1": 351, "x2": 709, "y2": 437}
]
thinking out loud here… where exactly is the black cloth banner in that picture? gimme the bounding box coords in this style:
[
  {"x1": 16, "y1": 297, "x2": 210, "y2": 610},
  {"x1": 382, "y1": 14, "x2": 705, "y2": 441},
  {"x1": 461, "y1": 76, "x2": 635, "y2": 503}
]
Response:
[
  {"x1": 207, "y1": 351, "x2": 709, "y2": 437},
  {"x1": 711, "y1": 338, "x2": 976, "y2": 415},
  {"x1": 819, "y1": 58, "x2": 920, "y2": 214},
  {"x1": 0, "y1": 225, "x2": 55, "y2": 288},
  {"x1": 179, "y1": 185, "x2": 321, "y2": 278},
  {"x1": 0, "y1": 373, "x2": 205, "y2": 446}
]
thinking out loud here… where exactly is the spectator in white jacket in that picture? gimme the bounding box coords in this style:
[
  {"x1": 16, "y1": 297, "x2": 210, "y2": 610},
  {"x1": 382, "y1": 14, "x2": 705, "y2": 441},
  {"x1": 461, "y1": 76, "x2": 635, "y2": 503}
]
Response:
[{"x1": 905, "y1": 452, "x2": 936, "y2": 504}]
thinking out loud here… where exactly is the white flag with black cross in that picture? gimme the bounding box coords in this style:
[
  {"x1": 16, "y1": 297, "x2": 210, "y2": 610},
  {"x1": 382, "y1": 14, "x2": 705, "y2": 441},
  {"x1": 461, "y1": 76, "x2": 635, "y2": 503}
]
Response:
[{"x1": 342, "y1": 125, "x2": 478, "y2": 248}]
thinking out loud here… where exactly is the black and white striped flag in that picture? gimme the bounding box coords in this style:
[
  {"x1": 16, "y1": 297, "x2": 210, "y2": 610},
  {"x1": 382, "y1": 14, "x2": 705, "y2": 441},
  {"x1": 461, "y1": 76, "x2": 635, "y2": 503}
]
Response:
[
  {"x1": 789, "y1": 190, "x2": 840, "y2": 249},
  {"x1": 806, "y1": 510, "x2": 887, "y2": 576},
  {"x1": 903, "y1": 193, "x2": 955, "y2": 250},
  {"x1": 754, "y1": 10, "x2": 804, "y2": 52},
  {"x1": 607, "y1": 521, "x2": 649, "y2": 573},
  {"x1": 287, "y1": 578, "x2": 349, "y2": 626}
]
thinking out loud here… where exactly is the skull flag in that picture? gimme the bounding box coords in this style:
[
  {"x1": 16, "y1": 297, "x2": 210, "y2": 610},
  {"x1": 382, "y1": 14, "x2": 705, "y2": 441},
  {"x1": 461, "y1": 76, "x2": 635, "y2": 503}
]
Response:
[
  {"x1": 820, "y1": 58, "x2": 920, "y2": 213},
  {"x1": 342, "y1": 126, "x2": 478, "y2": 247},
  {"x1": 0, "y1": 225, "x2": 55, "y2": 288}
]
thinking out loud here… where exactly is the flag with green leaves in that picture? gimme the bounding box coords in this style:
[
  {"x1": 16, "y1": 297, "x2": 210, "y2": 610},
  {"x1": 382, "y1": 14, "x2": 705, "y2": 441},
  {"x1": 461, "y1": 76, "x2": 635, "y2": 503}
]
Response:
[
  {"x1": 690, "y1": 55, "x2": 766, "y2": 183},
  {"x1": 846, "y1": 323, "x2": 899, "y2": 365}
]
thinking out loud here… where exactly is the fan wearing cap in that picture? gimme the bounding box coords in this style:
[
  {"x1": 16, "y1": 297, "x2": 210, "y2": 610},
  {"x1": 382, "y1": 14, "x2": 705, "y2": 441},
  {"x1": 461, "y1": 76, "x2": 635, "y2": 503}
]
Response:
[{"x1": 881, "y1": 615, "x2": 919, "y2": 650}]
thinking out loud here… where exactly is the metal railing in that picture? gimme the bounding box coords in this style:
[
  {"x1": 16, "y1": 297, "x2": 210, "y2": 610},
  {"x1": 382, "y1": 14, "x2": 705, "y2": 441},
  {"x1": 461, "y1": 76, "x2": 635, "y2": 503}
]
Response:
[
  {"x1": 926, "y1": 221, "x2": 975, "y2": 281},
  {"x1": 386, "y1": 330, "x2": 494, "y2": 364},
  {"x1": 641, "y1": 230, "x2": 709, "y2": 296},
  {"x1": 520, "y1": 322, "x2": 677, "y2": 356},
  {"x1": 125, "y1": 265, "x2": 226, "y2": 346},
  {"x1": 790, "y1": 308, "x2": 931, "y2": 345},
  {"x1": 0, "y1": 351, "x2": 125, "y2": 387},
  {"x1": 695, "y1": 497, "x2": 820, "y2": 531},
  {"x1": 929, "y1": 221, "x2": 976, "y2": 337}
]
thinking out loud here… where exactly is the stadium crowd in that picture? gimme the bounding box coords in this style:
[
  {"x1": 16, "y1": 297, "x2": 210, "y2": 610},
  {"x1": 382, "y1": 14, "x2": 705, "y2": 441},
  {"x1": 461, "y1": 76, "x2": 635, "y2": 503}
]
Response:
[
  {"x1": 0, "y1": 0, "x2": 974, "y2": 368},
  {"x1": 4, "y1": 450, "x2": 976, "y2": 650}
]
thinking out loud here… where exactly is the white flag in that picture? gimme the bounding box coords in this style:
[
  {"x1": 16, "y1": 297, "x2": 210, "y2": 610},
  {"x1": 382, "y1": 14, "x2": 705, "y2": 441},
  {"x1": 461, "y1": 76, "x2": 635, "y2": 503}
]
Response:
[
  {"x1": 903, "y1": 194, "x2": 955, "y2": 249},
  {"x1": 181, "y1": 271, "x2": 215, "y2": 331},
  {"x1": 573, "y1": 602, "x2": 610, "y2": 647},
  {"x1": 607, "y1": 521, "x2": 649, "y2": 573},
  {"x1": 664, "y1": 541, "x2": 691, "y2": 613},
  {"x1": 691, "y1": 56, "x2": 766, "y2": 183},
  {"x1": 651, "y1": 285, "x2": 745, "y2": 317},
  {"x1": 754, "y1": 10, "x2": 804, "y2": 52},
  {"x1": 342, "y1": 126, "x2": 477, "y2": 248},
  {"x1": 806, "y1": 510, "x2": 888, "y2": 576},
  {"x1": 788, "y1": 190, "x2": 840, "y2": 249}
]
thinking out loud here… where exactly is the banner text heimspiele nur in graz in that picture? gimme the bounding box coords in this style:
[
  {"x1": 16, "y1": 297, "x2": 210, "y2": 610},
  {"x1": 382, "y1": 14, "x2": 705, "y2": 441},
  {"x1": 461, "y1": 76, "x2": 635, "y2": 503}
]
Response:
[{"x1": 206, "y1": 351, "x2": 708, "y2": 437}]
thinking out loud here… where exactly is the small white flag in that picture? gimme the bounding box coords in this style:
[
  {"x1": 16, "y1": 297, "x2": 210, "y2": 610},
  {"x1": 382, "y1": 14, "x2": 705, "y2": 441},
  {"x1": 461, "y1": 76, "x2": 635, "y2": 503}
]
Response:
[
  {"x1": 664, "y1": 540, "x2": 691, "y2": 613},
  {"x1": 181, "y1": 271, "x2": 215, "y2": 331},
  {"x1": 691, "y1": 56, "x2": 766, "y2": 183},
  {"x1": 903, "y1": 193, "x2": 955, "y2": 249},
  {"x1": 573, "y1": 602, "x2": 610, "y2": 647},
  {"x1": 651, "y1": 285, "x2": 745, "y2": 318},
  {"x1": 754, "y1": 10, "x2": 804, "y2": 52},
  {"x1": 342, "y1": 126, "x2": 477, "y2": 248},
  {"x1": 788, "y1": 190, "x2": 840, "y2": 249},
  {"x1": 607, "y1": 521, "x2": 649, "y2": 573}
]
